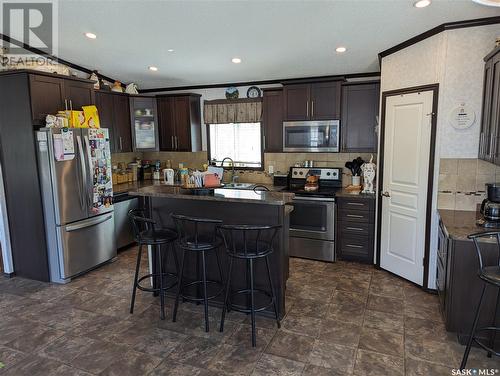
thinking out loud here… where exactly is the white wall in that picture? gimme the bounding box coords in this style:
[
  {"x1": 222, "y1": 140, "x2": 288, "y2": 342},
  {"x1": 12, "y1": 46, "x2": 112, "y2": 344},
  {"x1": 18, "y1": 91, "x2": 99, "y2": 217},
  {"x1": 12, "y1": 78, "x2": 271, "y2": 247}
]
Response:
[{"x1": 380, "y1": 24, "x2": 500, "y2": 289}]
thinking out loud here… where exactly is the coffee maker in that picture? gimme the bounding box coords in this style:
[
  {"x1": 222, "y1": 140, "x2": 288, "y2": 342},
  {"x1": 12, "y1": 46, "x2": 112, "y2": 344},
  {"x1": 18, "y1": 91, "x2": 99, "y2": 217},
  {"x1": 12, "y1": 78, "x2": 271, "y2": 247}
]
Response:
[{"x1": 477, "y1": 183, "x2": 500, "y2": 228}]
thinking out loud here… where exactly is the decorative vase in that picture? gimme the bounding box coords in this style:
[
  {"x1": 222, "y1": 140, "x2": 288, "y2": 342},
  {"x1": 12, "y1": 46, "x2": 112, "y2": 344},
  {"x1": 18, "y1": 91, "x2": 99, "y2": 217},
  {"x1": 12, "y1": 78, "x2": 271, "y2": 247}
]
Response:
[
  {"x1": 361, "y1": 155, "x2": 376, "y2": 194},
  {"x1": 352, "y1": 175, "x2": 361, "y2": 186}
]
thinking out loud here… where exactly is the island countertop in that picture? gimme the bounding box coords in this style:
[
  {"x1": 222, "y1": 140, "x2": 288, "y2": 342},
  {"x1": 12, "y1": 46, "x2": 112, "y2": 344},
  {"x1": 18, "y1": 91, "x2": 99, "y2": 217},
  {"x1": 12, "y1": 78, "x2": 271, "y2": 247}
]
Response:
[{"x1": 128, "y1": 183, "x2": 295, "y2": 205}]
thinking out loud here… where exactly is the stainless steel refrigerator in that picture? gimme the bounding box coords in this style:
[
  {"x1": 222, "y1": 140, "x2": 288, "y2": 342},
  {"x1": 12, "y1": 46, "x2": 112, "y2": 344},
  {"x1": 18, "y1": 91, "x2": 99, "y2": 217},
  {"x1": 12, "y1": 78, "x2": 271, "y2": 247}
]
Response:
[{"x1": 36, "y1": 127, "x2": 116, "y2": 283}]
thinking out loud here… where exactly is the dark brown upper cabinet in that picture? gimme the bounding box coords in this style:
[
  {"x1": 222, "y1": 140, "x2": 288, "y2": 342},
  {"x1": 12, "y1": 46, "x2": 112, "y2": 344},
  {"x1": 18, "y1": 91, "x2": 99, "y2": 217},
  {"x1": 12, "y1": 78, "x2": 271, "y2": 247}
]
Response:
[
  {"x1": 29, "y1": 73, "x2": 95, "y2": 126},
  {"x1": 95, "y1": 91, "x2": 132, "y2": 153},
  {"x1": 310, "y1": 81, "x2": 341, "y2": 119},
  {"x1": 157, "y1": 94, "x2": 201, "y2": 152},
  {"x1": 340, "y1": 82, "x2": 380, "y2": 153},
  {"x1": 262, "y1": 88, "x2": 284, "y2": 152},
  {"x1": 283, "y1": 81, "x2": 341, "y2": 121},
  {"x1": 64, "y1": 80, "x2": 95, "y2": 110},
  {"x1": 479, "y1": 46, "x2": 500, "y2": 165}
]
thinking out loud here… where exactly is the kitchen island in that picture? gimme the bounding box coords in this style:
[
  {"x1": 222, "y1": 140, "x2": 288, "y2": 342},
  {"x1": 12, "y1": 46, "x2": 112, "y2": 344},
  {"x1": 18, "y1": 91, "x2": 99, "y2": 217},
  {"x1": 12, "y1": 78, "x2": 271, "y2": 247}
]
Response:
[
  {"x1": 438, "y1": 209, "x2": 500, "y2": 347},
  {"x1": 129, "y1": 184, "x2": 294, "y2": 319}
]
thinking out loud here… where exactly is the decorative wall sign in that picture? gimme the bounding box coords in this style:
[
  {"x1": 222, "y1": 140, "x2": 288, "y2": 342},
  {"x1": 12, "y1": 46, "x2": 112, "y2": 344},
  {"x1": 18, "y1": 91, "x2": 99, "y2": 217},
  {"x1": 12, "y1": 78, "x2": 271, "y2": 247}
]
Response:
[{"x1": 448, "y1": 103, "x2": 475, "y2": 130}]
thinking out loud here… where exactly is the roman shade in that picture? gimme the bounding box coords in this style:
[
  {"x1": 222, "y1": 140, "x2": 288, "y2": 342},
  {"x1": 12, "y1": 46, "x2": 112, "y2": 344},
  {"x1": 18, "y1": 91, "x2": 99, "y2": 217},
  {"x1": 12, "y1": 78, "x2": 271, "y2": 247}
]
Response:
[{"x1": 203, "y1": 98, "x2": 262, "y2": 124}]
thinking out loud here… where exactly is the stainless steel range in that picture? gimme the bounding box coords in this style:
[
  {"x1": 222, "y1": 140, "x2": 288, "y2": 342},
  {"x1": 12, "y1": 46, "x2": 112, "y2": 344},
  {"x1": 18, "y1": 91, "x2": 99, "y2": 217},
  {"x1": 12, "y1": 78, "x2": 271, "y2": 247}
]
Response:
[{"x1": 286, "y1": 167, "x2": 342, "y2": 262}]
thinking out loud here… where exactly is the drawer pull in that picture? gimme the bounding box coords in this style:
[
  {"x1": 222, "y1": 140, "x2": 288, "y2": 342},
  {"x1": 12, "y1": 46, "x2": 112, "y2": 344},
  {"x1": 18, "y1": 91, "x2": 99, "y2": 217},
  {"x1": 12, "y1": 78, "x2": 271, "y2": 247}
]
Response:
[
  {"x1": 346, "y1": 244, "x2": 363, "y2": 248},
  {"x1": 347, "y1": 202, "x2": 364, "y2": 206},
  {"x1": 346, "y1": 227, "x2": 364, "y2": 231},
  {"x1": 346, "y1": 214, "x2": 364, "y2": 218}
]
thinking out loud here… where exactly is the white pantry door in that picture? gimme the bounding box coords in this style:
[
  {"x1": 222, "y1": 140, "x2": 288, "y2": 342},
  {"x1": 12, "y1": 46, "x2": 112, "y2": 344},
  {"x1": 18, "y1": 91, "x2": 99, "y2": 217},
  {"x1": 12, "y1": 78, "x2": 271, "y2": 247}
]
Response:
[{"x1": 380, "y1": 90, "x2": 434, "y2": 286}]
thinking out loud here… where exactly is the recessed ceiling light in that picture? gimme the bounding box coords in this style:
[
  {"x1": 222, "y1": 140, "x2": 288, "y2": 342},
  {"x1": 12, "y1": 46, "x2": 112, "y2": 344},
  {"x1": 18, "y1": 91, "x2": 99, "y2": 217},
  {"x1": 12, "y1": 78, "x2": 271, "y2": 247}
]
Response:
[
  {"x1": 336, "y1": 46, "x2": 347, "y2": 53},
  {"x1": 84, "y1": 32, "x2": 97, "y2": 39},
  {"x1": 148, "y1": 66, "x2": 158, "y2": 71},
  {"x1": 472, "y1": 0, "x2": 500, "y2": 6},
  {"x1": 167, "y1": 49, "x2": 174, "y2": 52},
  {"x1": 414, "y1": 0, "x2": 431, "y2": 8},
  {"x1": 232, "y1": 57, "x2": 242, "y2": 64}
]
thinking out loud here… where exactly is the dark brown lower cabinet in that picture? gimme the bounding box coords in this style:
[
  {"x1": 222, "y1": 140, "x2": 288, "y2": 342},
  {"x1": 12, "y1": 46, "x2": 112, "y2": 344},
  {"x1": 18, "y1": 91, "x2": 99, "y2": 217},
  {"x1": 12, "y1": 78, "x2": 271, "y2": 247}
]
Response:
[
  {"x1": 438, "y1": 218, "x2": 500, "y2": 346},
  {"x1": 336, "y1": 195, "x2": 375, "y2": 263}
]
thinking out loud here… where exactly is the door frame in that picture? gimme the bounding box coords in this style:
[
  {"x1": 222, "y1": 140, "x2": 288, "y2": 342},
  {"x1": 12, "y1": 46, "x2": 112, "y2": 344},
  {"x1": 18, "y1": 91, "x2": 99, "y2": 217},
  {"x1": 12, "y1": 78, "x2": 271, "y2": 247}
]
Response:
[{"x1": 376, "y1": 83, "x2": 439, "y2": 290}]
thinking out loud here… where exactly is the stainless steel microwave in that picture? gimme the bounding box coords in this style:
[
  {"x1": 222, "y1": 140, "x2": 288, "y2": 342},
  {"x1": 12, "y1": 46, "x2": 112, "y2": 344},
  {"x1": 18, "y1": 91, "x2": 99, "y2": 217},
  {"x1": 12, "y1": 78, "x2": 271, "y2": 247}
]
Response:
[{"x1": 283, "y1": 120, "x2": 339, "y2": 152}]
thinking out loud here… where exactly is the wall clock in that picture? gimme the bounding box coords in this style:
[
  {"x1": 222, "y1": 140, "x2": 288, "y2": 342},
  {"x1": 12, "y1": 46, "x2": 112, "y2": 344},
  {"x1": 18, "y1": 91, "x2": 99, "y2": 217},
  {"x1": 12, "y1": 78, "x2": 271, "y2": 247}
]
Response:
[
  {"x1": 448, "y1": 103, "x2": 475, "y2": 130},
  {"x1": 247, "y1": 86, "x2": 261, "y2": 98}
]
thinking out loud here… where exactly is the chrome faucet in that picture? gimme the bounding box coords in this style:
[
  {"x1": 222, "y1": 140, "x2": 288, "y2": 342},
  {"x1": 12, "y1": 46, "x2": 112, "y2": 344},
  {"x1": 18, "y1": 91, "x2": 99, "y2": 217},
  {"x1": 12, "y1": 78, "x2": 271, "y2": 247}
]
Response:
[{"x1": 220, "y1": 157, "x2": 238, "y2": 183}]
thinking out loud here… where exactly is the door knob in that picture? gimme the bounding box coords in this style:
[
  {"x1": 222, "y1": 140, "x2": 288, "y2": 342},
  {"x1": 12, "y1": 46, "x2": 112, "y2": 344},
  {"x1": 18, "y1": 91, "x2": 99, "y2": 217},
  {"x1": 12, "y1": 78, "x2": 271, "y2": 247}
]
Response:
[{"x1": 381, "y1": 191, "x2": 390, "y2": 197}]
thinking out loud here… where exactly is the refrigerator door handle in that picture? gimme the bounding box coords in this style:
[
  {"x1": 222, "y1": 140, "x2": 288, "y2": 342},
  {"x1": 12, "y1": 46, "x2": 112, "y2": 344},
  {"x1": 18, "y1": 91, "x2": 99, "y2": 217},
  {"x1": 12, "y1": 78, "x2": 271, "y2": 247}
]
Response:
[
  {"x1": 83, "y1": 135, "x2": 94, "y2": 210},
  {"x1": 76, "y1": 135, "x2": 87, "y2": 210},
  {"x1": 65, "y1": 214, "x2": 113, "y2": 232}
]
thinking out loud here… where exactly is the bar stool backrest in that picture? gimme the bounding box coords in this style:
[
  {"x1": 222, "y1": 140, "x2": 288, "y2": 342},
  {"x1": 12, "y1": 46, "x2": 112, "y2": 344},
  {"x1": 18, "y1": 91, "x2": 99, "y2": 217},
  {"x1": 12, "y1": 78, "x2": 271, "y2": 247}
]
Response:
[
  {"x1": 218, "y1": 224, "x2": 281, "y2": 257},
  {"x1": 128, "y1": 209, "x2": 157, "y2": 241},
  {"x1": 171, "y1": 214, "x2": 222, "y2": 249},
  {"x1": 467, "y1": 231, "x2": 500, "y2": 271}
]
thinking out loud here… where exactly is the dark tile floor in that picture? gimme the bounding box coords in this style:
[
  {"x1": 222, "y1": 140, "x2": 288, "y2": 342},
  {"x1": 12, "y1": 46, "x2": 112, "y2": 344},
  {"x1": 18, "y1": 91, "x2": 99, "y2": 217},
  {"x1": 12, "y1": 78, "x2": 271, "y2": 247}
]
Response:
[{"x1": 0, "y1": 247, "x2": 498, "y2": 375}]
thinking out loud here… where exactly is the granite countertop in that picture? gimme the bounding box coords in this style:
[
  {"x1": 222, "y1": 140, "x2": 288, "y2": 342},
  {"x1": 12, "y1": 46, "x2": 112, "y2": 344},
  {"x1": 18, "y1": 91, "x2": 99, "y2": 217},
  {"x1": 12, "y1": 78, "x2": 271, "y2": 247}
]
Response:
[
  {"x1": 128, "y1": 183, "x2": 295, "y2": 206},
  {"x1": 113, "y1": 180, "x2": 163, "y2": 195},
  {"x1": 335, "y1": 189, "x2": 376, "y2": 199},
  {"x1": 438, "y1": 209, "x2": 484, "y2": 241}
]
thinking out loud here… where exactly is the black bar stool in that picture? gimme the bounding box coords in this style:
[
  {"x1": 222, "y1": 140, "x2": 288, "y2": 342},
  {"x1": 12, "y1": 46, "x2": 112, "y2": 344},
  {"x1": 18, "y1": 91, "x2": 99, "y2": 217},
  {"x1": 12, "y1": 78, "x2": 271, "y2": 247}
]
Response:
[
  {"x1": 218, "y1": 224, "x2": 281, "y2": 347},
  {"x1": 460, "y1": 230, "x2": 500, "y2": 370},
  {"x1": 128, "y1": 209, "x2": 178, "y2": 320},
  {"x1": 171, "y1": 214, "x2": 224, "y2": 332}
]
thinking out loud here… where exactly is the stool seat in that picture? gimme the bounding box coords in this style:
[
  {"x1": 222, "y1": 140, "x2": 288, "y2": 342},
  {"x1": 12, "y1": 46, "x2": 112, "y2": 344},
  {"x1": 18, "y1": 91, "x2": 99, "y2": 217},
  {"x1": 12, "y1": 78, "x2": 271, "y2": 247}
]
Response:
[
  {"x1": 461, "y1": 230, "x2": 500, "y2": 371},
  {"x1": 171, "y1": 214, "x2": 224, "y2": 332},
  {"x1": 480, "y1": 266, "x2": 500, "y2": 286},
  {"x1": 218, "y1": 224, "x2": 281, "y2": 347},
  {"x1": 128, "y1": 209, "x2": 179, "y2": 321},
  {"x1": 179, "y1": 235, "x2": 221, "y2": 251},
  {"x1": 138, "y1": 228, "x2": 177, "y2": 245}
]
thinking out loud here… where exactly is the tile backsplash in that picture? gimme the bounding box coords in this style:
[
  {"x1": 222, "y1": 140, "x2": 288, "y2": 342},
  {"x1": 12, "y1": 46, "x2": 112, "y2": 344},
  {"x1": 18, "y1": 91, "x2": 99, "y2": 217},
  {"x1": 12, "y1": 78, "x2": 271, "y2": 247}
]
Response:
[
  {"x1": 438, "y1": 158, "x2": 499, "y2": 211},
  {"x1": 111, "y1": 151, "x2": 377, "y2": 186}
]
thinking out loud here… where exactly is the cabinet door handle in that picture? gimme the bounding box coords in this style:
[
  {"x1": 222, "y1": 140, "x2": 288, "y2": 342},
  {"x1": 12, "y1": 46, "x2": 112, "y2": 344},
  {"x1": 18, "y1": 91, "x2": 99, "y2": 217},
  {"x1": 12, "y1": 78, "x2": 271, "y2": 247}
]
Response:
[
  {"x1": 311, "y1": 100, "x2": 314, "y2": 118},
  {"x1": 347, "y1": 202, "x2": 364, "y2": 206},
  {"x1": 306, "y1": 101, "x2": 309, "y2": 118},
  {"x1": 489, "y1": 135, "x2": 494, "y2": 159},
  {"x1": 346, "y1": 214, "x2": 364, "y2": 218},
  {"x1": 171, "y1": 136, "x2": 174, "y2": 149},
  {"x1": 64, "y1": 99, "x2": 68, "y2": 111},
  {"x1": 119, "y1": 137, "x2": 123, "y2": 151},
  {"x1": 479, "y1": 132, "x2": 484, "y2": 158},
  {"x1": 346, "y1": 244, "x2": 363, "y2": 248},
  {"x1": 346, "y1": 227, "x2": 364, "y2": 231},
  {"x1": 69, "y1": 100, "x2": 73, "y2": 111},
  {"x1": 175, "y1": 136, "x2": 178, "y2": 150},
  {"x1": 263, "y1": 135, "x2": 266, "y2": 150}
]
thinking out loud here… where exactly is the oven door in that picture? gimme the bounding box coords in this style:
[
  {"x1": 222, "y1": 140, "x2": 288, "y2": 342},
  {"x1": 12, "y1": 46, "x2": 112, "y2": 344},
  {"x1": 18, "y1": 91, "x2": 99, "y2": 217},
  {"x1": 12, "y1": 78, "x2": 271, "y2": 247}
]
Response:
[
  {"x1": 283, "y1": 120, "x2": 339, "y2": 152},
  {"x1": 289, "y1": 197, "x2": 335, "y2": 241}
]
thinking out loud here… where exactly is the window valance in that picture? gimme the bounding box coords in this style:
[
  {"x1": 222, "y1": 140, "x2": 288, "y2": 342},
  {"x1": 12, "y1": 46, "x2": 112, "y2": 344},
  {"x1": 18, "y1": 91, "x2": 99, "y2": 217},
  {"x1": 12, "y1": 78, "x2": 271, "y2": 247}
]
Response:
[{"x1": 203, "y1": 98, "x2": 262, "y2": 124}]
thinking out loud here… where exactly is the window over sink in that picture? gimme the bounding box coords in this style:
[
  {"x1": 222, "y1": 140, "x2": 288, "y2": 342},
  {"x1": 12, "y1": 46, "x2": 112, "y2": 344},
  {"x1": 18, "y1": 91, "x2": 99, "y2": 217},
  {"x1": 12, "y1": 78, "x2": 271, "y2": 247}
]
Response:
[{"x1": 208, "y1": 122, "x2": 263, "y2": 169}]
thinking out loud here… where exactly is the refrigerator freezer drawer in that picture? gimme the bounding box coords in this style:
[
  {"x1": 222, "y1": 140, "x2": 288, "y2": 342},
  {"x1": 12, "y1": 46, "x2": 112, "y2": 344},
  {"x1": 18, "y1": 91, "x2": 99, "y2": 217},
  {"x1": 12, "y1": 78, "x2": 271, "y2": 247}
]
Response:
[{"x1": 57, "y1": 213, "x2": 116, "y2": 279}]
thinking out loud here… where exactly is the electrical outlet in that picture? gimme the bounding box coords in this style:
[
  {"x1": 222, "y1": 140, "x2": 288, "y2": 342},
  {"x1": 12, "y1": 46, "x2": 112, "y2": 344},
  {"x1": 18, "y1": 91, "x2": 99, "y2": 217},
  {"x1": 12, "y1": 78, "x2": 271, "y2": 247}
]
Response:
[{"x1": 268, "y1": 165, "x2": 274, "y2": 174}]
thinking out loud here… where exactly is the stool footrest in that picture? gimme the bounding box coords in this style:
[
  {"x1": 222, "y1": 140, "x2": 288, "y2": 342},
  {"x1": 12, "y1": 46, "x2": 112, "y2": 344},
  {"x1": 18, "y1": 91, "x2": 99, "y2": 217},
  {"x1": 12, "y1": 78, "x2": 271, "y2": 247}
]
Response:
[
  {"x1": 472, "y1": 326, "x2": 500, "y2": 358},
  {"x1": 228, "y1": 288, "x2": 274, "y2": 314},
  {"x1": 137, "y1": 273, "x2": 178, "y2": 293},
  {"x1": 180, "y1": 280, "x2": 224, "y2": 302}
]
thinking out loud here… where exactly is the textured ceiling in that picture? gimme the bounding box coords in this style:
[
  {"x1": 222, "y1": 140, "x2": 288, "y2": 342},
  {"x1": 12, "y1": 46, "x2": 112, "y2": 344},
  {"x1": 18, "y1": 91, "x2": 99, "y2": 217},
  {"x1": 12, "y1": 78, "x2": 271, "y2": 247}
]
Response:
[{"x1": 54, "y1": 0, "x2": 500, "y2": 89}]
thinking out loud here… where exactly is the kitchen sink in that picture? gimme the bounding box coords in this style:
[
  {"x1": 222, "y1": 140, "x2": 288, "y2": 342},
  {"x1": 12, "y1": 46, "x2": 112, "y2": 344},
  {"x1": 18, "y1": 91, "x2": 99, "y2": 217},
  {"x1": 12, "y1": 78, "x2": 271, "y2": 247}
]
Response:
[{"x1": 222, "y1": 183, "x2": 256, "y2": 190}]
